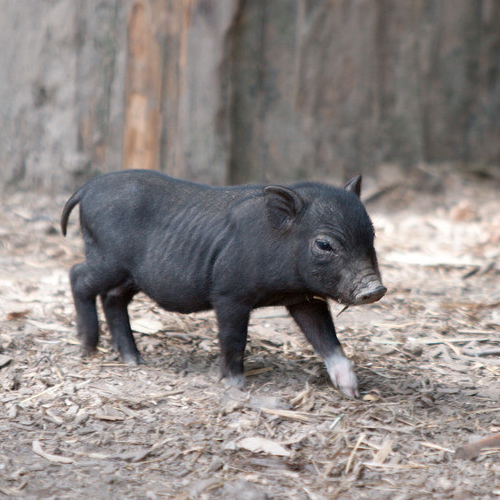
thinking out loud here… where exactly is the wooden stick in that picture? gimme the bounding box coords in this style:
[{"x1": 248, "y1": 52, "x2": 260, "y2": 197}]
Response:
[
  {"x1": 345, "y1": 432, "x2": 365, "y2": 474},
  {"x1": 455, "y1": 433, "x2": 500, "y2": 460}
]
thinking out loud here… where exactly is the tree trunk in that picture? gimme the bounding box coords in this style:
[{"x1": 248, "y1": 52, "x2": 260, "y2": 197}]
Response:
[{"x1": 0, "y1": 0, "x2": 499, "y2": 191}]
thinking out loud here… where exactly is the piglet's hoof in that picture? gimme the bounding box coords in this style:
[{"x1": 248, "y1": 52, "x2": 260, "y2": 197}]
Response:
[
  {"x1": 223, "y1": 374, "x2": 246, "y2": 391},
  {"x1": 324, "y1": 353, "x2": 359, "y2": 398},
  {"x1": 121, "y1": 352, "x2": 146, "y2": 366},
  {"x1": 81, "y1": 343, "x2": 98, "y2": 358}
]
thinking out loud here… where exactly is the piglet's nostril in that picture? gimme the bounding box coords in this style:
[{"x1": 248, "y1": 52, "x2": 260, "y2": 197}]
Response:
[{"x1": 355, "y1": 284, "x2": 386, "y2": 304}]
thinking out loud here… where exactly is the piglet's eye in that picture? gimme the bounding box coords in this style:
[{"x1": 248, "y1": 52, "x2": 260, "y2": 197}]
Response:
[{"x1": 315, "y1": 240, "x2": 333, "y2": 252}]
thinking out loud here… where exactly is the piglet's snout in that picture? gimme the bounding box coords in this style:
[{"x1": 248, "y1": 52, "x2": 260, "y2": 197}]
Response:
[{"x1": 353, "y1": 275, "x2": 386, "y2": 305}]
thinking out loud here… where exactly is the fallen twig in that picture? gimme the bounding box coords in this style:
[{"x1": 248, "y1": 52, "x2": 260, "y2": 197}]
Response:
[
  {"x1": 462, "y1": 348, "x2": 500, "y2": 357},
  {"x1": 32, "y1": 441, "x2": 74, "y2": 464},
  {"x1": 440, "y1": 300, "x2": 500, "y2": 310},
  {"x1": 19, "y1": 383, "x2": 64, "y2": 405},
  {"x1": 345, "y1": 432, "x2": 365, "y2": 474},
  {"x1": 455, "y1": 433, "x2": 500, "y2": 460}
]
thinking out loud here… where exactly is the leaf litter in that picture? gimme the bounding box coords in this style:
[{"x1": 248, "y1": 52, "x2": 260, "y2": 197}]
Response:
[{"x1": 0, "y1": 171, "x2": 499, "y2": 499}]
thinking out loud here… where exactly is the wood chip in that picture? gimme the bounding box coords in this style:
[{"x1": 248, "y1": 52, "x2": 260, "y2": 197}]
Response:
[
  {"x1": 420, "y1": 441, "x2": 454, "y2": 453},
  {"x1": 245, "y1": 366, "x2": 274, "y2": 377},
  {"x1": 94, "y1": 413, "x2": 126, "y2": 422},
  {"x1": 130, "y1": 317, "x2": 164, "y2": 334},
  {"x1": 258, "y1": 408, "x2": 315, "y2": 422},
  {"x1": 237, "y1": 437, "x2": 291, "y2": 457},
  {"x1": 2, "y1": 185, "x2": 500, "y2": 498},
  {"x1": 408, "y1": 337, "x2": 492, "y2": 344},
  {"x1": 32, "y1": 441, "x2": 74, "y2": 464},
  {"x1": 440, "y1": 300, "x2": 500, "y2": 310},
  {"x1": 6, "y1": 309, "x2": 31, "y2": 320},
  {"x1": 19, "y1": 383, "x2": 64, "y2": 405},
  {"x1": 455, "y1": 433, "x2": 500, "y2": 460},
  {"x1": 373, "y1": 438, "x2": 393, "y2": 464},
  {"x1": 384, "y1": 252, "x2": 481, "y2": 268},
  {"x1": 0, "y1": 354, "x2": 12, "y2": 368},
  {"x1": 345, "y1": 432, "x2": 365, "y2": 474},
  {"x1": 362, "y1": 393, "x2": 380, "y2": 402}
]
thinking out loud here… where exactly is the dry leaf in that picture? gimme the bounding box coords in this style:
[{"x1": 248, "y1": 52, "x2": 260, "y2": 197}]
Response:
[
  {"x1": 248, "y1": 394, "x2": 292, "y2": 411},
  {"x1": 237, "y1": 437, "x2": 291, "y2": 457},
  {"x1": 131, "y1": 317, "x2": 164, "y2": 334},
  {"x1": 373, "y1": 438, "x2": 393, "y2": 464}
]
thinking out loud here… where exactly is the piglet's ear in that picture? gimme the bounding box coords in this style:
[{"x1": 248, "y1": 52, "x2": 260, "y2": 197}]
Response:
[
  {"x1": 264, "y1": 185, "x2": 304, "y2": 231},
  {"x1": 343, "y1": 174, "x2": 362, "y2": 198}
]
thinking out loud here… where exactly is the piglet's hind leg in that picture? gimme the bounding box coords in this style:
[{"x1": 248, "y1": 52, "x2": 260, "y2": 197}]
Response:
[
  {"x1": 214, "y1": 300, "x2": 250, "y2": 390},
  {"x1": 100, "y1": 280, "x2": 143, "y2": 365},
  {"x1": 70, "y1": 262, "x2": 100, "y2": 357}
]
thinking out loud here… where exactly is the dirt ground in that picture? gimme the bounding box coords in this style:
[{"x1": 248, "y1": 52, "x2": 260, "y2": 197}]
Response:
[{"x1": 0, "y1": 168, "x2": 499, "y2": 500}]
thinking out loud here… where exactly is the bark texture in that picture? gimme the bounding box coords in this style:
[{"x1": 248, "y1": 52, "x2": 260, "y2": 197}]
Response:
[{"x1": 0, "y1": 0, "x2": 499, "y2": 191}]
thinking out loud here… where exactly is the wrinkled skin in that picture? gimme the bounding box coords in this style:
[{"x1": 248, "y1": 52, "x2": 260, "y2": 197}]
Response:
[{"x1": 61, "y1": 170, "x2": 385, "y2": 398}]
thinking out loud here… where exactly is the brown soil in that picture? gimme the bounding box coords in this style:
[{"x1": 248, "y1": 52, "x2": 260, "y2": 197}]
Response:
[{"x1": 1, "y1": 169, "x2": 499, "y2": 499}]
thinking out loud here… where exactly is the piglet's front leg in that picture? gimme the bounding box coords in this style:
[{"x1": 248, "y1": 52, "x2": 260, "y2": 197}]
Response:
[
  {"x1": 214, "y1": 299, "x2": 251, "y2": 391},
  {"x1": 323, "y1": 348, "x2": 359, "y2": 398},
  {"x1": 287, "y1": 299, "x2": 359, "y2": 398}
]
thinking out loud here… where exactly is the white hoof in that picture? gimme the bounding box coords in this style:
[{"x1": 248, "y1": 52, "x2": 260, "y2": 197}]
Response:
[
  {"x1": 324, "y1": 352, "x2": 359, "y2": 398},
  {"x1": 223, "y1": 374, "x2": 246, "y2": 391}
]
